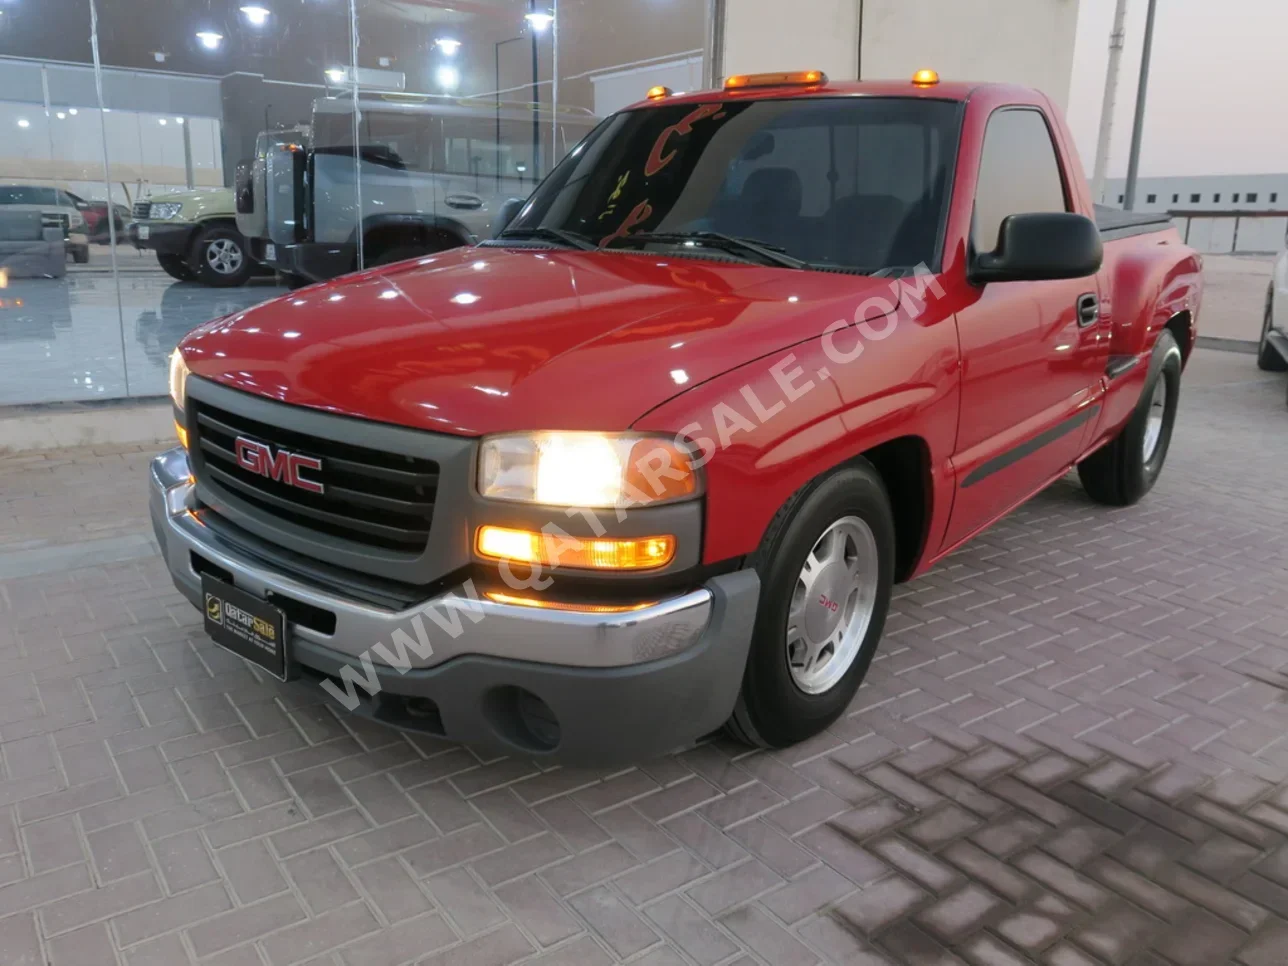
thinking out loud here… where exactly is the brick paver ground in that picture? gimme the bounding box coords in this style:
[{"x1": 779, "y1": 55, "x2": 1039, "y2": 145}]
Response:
[{"x1": 2, "y1": 348, "x2": 1288, "y2": 966}]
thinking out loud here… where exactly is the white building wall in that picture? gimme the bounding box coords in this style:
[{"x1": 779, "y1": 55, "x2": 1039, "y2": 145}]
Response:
[
  {"x1": 860, "y1": 0, "x2": 1081, "y2": 108},
  {"x1": 720, "y1": 0, "x2": 1078, "y2": 105},
  {"x1": 1100, "y1": 174, "x2": 1288, "y2": 213},
  {"x1": 722, "y1": 0, "x2": 861, "y2": 81}
]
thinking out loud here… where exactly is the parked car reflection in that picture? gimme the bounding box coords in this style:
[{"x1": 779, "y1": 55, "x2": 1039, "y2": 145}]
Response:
[
  {"x1": 0, "y1": 277, "x2": 72, "y2": 342},
  {"x1": 134, "y1": 279, "x2": 285, "y2": 371}
]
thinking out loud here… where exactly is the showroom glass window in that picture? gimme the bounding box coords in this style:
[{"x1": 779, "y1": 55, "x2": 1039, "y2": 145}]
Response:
[{"x1": 511, "y1": 97, "x2": 963, "y2": 272}]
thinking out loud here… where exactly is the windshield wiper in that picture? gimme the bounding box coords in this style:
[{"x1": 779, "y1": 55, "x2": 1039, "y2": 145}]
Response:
[
  {"x1": 495, "y1": 227, "x2": 598, "y2": 251},
  {"x1": 607, "y1": 231, "x2": 806, "y2": 270}
]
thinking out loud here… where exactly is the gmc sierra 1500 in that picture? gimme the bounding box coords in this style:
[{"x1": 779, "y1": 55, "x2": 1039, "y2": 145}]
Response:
[{"x1": 151, "y1": 70, "x2": 1202, "y2": 765}]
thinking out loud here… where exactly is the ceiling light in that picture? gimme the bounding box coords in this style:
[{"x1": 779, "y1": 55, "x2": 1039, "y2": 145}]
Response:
[
  {"x1": 240, "y1": 5, "x2": 271, "y2": 26},
  {"x1": 153, "y1": 51, "x2": 168, "y2": 63},
  {"x1": 68, "y1": 108, "x2": 78, "y2": 115},
  {"x1": 55, "y1": 112, "x2": 66, "y2": 120},
  {"x1": 325, "y1": 67, "x2": 346, "y2": 83},
  {"x1": 159, "y1": 118, "x2": 167, "y2": 125},
  {"x1": 524, "y1": 11, "x2": 554, "y2": 32},
  {"x1": 378, "y1": 56, "x2": 391, "y2": 67},
  {"x1": 175, "y1": 117, "x2": 184, "y2": 124},
  {"x1": 17, "y1": 118, "x2": 30, "y2": 129},
  {"x1": 435, "y1": 38, "x2": 461, "y2": 56},
  {"x1": 436, "y1": 65, "x2": 460, "y2": 91},
  {"x1": 196, "y1": 31, "x2": 223, "y2": 50}
]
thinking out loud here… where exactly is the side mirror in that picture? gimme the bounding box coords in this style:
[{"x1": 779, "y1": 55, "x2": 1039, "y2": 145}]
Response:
[
  {"x1": 971, "y1": 212, "x2": 1103, "y2": 284},
  {"x1": 491, "y1": 197, "x2": 527, "y2": 238}
]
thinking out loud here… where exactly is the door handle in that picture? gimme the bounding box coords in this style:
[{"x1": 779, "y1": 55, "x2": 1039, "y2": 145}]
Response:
[
  {"x1": 445, "y1": 194, "x2": 484, "y2": 211},
  {"x1": 1076, "y1": 293, "x2": 1100, "y2": 328}
]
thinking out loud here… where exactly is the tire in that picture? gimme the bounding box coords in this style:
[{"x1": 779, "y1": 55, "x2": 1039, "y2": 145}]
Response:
[
  {"x1": 192, "y1": 224, "x2": 254, "y2": 287},
  {"x1": 726, "y1": 461, "x2": 895, "y2": 749},
  {"x1": 1257, "y1": 285, "x2": 1287, "y2": 372},
  {"x1": 367, "y1": 245, "x2": 432, "y2": 268},
  {"x1": 71, "y1": 245, "x2": 89, "y2": 264},
  {"x1": 157, "y1": 253, "x2": 196, "y2": 282},
  {"x1": 1078, "y1": 330, "x2": 1182, "y2": 507}
]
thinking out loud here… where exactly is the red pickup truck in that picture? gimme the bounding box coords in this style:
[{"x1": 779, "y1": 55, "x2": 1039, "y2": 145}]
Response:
[{"x1": 151, "y1": 71, "x2": 1202, "y2": 765}]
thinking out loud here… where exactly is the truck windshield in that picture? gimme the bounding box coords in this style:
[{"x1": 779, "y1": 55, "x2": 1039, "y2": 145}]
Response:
[{"x1": 508, "y1": 96, "x2": 962, "y2": 273}]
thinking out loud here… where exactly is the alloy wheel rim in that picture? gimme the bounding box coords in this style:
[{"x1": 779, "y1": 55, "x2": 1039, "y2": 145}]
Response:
[
  {"x1": 206, "y1": 238, "x2": 244, "y2": 275},
  {"x1": 786, "y1": 515, "x2": 880, "y2": 695},
  {"x1": 1143, "y1": 376, "x2": 1167, "y2": 463}
]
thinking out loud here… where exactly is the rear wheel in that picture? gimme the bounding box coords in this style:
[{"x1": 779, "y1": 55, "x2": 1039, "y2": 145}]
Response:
[
  {"x1": 193, "y1": 224, "x2": 253, "y2": 287},
  {"x1": 1078, "y1": 330, "x2": 1182, "y2": 506},
  {"x1": 726, "y1": 462, "x2": 894, "y2": 749},
  {"x1": 1257, "y1": 285, "x2": 1287, "y2": 371},
  {"x1": 368, "y1": 245, "x2": 433, "y2": 268},
  {"x1": 277, "y1": 271, "x2": 313, "y2": 291},
  {"x1": 157, "y1": 253, "x2": 196, "y2": 282}
]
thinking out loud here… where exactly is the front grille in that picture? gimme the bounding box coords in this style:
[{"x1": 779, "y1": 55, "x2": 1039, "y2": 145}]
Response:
[
  {"x1": 190, "y1": 400, "x2": 439, "y2": 554},
  {"x1": 132, "y1": 201, "x2": 151, "y2": 220}
]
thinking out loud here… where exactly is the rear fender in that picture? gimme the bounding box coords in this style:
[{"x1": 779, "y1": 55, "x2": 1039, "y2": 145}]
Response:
[{"x1": 1106, "y1": 234, "x2": 1202, "y2": 361}]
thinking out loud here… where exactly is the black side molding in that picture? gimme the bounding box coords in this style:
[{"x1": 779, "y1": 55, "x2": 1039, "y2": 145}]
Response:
[
  {"x1": 1106, "y1": 355, "x2": 1138, "y2": 380},
  {"x1": 961, "y1": 405, "x2": 1101, "y2": 488}
]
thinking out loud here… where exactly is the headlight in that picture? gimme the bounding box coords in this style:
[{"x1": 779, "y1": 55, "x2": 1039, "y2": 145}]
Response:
[
  {"x1": 478, "y1": 432, "x2": 701, "y2": 508},
  {"x1": 169, "y1": 349, "x2": 191, "y2": 449},
  {"x1": 168, "y1": 349, "x2": 190, "y2": 408},
  {"x1": 150, "y1": 203, "x2": 184, "y2": 220}
]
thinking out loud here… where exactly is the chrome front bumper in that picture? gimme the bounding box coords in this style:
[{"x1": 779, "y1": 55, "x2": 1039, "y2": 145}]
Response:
[{"x1": 150, "y1": 447, "x2": 759, "y2": 762}]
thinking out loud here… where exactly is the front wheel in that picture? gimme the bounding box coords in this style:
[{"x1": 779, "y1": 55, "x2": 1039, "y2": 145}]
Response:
[
  {"x1": 193, "y1": 225, "x2": 253, "y2": 287},
  {"x1": 726, "y1": 462, "x2": 895, "y2": 749},
  {"x1": 1078, "y1": 330, "x2": 1182, "y2": 506},
  {"x1": 157, "y1": 253, "x2": 196, "y2": 282},
  {"x1": 71, "y1": 244, "x2": 90, "y2": 264},
  {"x1": 1257, "y1": 286, "x2": 1287, "y2": 372}
]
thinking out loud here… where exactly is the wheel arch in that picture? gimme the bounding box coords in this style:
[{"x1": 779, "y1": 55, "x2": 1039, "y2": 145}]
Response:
[
  {"x1": 358, "y1": 214, "x2": 473, "y2": 264},
  {"x1": 857, "y1": 435, "x2": 933, "y2": 583},
  {"x1": 1163, "y1": 310, "x2": 1194, "y2": 366}
]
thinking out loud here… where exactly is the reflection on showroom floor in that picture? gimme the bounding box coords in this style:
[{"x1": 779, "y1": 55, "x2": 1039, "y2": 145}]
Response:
[{"x1": 0, "y1": 271, "x2": 285, "y2": 405}]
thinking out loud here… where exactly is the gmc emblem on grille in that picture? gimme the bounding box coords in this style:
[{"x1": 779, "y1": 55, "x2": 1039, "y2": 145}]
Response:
[{"x1": 234, "y1": 437, "x2": 325, "y2": 494}]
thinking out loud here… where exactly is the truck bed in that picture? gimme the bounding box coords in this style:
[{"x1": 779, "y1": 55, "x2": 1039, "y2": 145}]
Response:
[{"x1": 1094, "y1": 204, "x2": 1176, "y2": 241}]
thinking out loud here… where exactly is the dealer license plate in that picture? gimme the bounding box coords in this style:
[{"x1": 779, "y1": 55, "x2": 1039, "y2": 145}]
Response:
[{"x1": 201, "y1": 575, "x2": 289, "y2": 680}]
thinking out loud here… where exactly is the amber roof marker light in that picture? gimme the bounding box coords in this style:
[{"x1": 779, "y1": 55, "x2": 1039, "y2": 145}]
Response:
[
  {"x1": 912, "y1": 69, "x2": 940, "y2": 87},
  {"x1": 646, "y1": 85, "x2": 673, "y2": 100},
  {"x1": 724, "y1": 70, "x2": 827, "y2": 91}
]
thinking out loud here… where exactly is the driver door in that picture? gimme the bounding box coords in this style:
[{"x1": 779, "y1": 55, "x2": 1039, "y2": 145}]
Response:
[{"x1": 945, "y1": 107, "x2": 1107, "y2": 548}]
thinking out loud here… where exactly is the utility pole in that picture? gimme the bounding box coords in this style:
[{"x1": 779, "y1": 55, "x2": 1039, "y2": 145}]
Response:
[
  {"x1": 1123, "y1": 0, "x2": 1158, "y2": 211},
  {"x1": 1091, "y1": 0, "x2": 1129, "y2": 205}
]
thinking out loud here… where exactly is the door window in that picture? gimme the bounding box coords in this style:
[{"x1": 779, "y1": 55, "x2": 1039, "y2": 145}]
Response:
[{"x1": 972, "y1": 109, "x2": 1068, "y2": 254}]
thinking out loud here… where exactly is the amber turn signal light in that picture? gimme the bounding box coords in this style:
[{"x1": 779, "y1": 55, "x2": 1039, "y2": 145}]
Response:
[
  {"x1": 175, "y1": 421, "x2": 189, "y2": 450},
  {"x1": 483, "y1": 591, "x2": 658, "y2": 614},
  {"x1": 724, "y1": 70, "x2": 827, "y2": 90},
  {"x1": 476, "y1": 526, "x2": 676, "y2": 571}
]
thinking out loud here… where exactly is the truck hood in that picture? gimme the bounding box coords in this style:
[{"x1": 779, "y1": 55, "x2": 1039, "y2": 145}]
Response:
[{"x1": 181, "y1": 247, "x2": 900, "y2": 436}]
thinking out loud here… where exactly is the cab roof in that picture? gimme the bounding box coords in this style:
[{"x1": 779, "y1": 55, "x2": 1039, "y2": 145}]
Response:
[{"x1": 626, "y1": 77, "x2": 1017, "y2": 111}]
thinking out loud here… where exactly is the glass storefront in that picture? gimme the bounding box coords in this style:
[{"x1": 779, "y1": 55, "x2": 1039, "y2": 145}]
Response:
[{"x1": 0, "y1": 0, "x2": 710, "y2": 406}]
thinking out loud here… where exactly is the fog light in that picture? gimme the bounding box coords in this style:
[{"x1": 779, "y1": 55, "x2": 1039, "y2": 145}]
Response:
[{"x1": 476, "y1": 526, "x2": 675, "y2": 571}]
